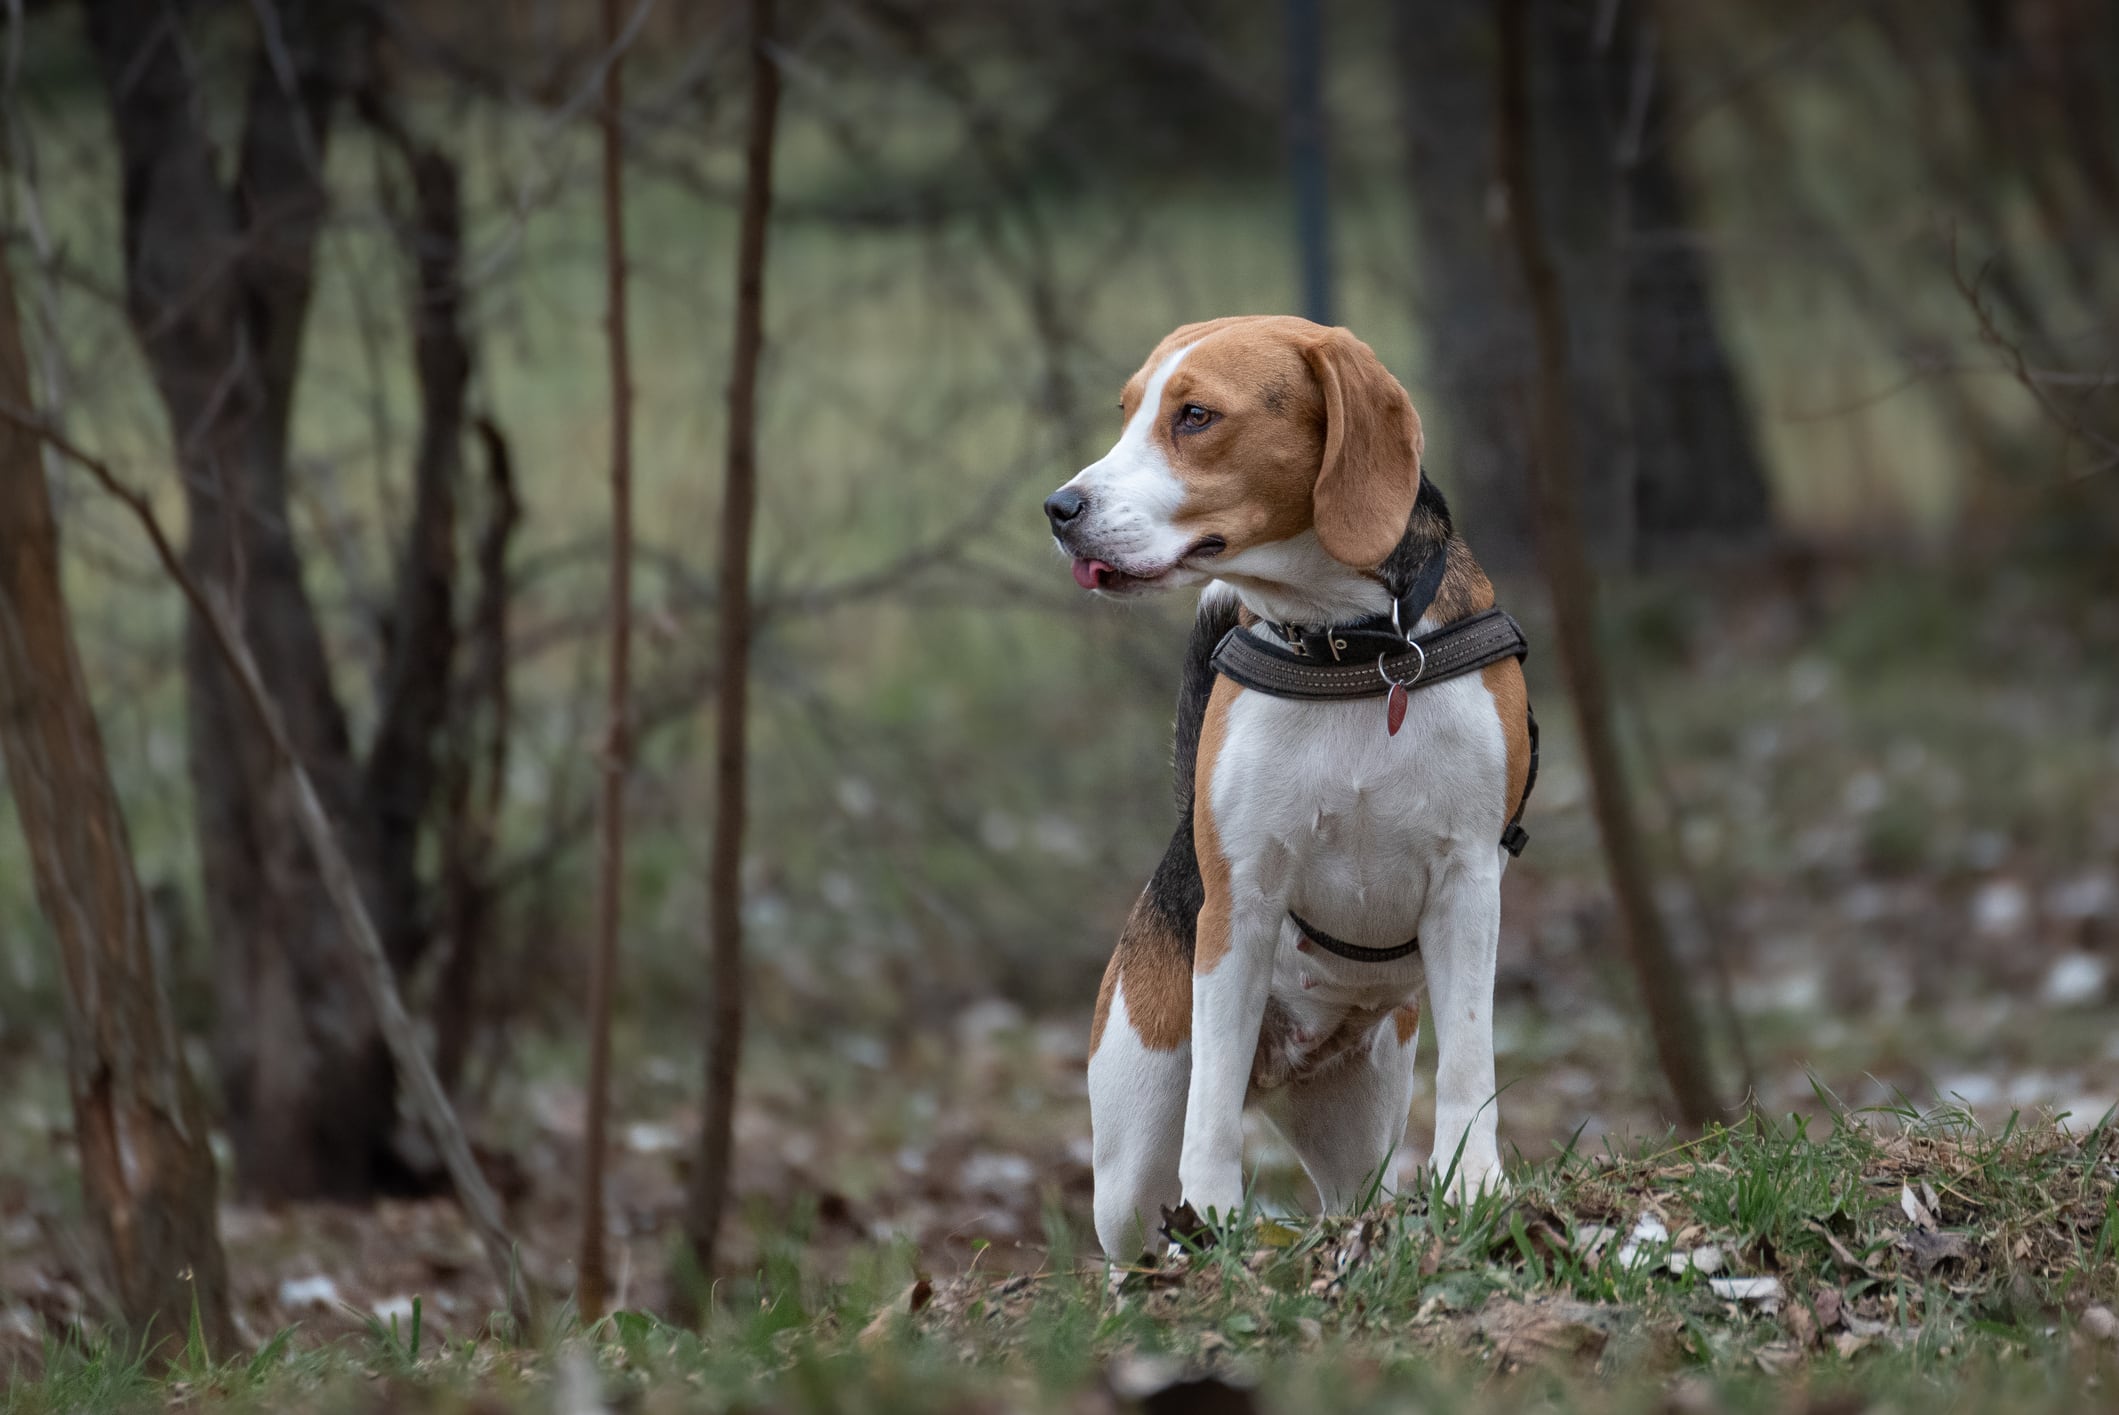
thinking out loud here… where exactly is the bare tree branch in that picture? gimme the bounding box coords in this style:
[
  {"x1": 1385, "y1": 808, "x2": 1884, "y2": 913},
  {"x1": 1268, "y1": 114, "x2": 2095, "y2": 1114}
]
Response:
[
  {"x1": 682, "y1": 0, "x2": 782, "y2": 1313},
  {"x1": 1951, "y1": 231, "x2": 2119, "y2": 480}
]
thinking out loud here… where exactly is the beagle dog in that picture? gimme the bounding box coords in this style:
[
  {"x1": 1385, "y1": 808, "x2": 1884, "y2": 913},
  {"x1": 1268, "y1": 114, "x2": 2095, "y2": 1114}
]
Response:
[{"x1": 1045, "y1": 316, "x2": 1534, "y2": 1259}]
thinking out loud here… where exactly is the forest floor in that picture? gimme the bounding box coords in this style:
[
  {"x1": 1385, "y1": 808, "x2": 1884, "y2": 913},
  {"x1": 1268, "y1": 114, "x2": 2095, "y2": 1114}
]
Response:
[{"x1": 4, "y1": 1109, "x2": 2117, "y2": 1413}]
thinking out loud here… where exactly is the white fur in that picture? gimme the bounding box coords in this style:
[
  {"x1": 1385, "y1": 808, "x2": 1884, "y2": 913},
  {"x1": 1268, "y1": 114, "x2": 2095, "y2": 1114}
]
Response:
[{"x1": 1211, "y1": 531, "x2": 1392, "y2": 627}]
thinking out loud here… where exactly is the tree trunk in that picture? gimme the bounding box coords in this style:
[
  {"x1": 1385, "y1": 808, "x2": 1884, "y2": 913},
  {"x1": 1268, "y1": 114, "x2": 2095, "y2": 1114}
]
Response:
[
  {"x1": 0, "y1": 257, "x2": 236, "y2": 1362},
  {"x1": 360, "y1": 101, "x2": 471, "y2": 983},
  {"x1": 434, "y1": 420, "x2": 520, "y2": 1096},
  {"x1": 1285, "y1": 0, "x2": 1333, "y2": 325},
  {"x1": 681, "y1": 0, "x2": 781, "y2": 1311},
  {"x1": 1604, "y1": 5, "x2": 1773, "y2": 561},
  {"x1": 83, "y1": 0, "x2": 449, "y2": 1199},
  {"x1": 1494, "y1": 0, "x2": 1718, "y2": 1129},
  {"x1": 1394, "y1": 0, "x2": 1768, "y2": 569},
  {"x1": 1389, "y1": 0, "x2": 1525, "y2": 546},
  {"x1": 579, "y1": 0, "x2": 636, "y2": 1321}
]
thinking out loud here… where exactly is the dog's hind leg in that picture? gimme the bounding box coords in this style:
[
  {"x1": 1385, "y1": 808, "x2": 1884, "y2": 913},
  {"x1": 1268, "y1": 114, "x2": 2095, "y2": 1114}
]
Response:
[
  {"x1": 1088, "y1": 958, "x2": 1190, "y2": 1261},
  {"x1": 1265, "y1": 1006, "x2": 1422, "y2": 1215}
]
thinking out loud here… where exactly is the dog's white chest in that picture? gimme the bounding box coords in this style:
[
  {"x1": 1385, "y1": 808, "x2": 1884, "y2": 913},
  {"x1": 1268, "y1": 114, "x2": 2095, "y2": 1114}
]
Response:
[{"x1": 1209, "y1": 671, "x2": 1509, "y2": 996}]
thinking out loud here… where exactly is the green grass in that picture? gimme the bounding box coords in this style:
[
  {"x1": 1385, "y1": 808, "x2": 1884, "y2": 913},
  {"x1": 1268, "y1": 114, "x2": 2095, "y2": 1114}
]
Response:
[{"x1": 8, "y1": 1110, "x2": 2115, "y2": 1412}]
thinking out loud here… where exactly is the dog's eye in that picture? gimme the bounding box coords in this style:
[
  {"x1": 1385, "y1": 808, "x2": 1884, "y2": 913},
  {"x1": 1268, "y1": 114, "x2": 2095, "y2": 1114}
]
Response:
[{"x1": 1176, "y1": 404, "x2": 1218, "y2": 433}]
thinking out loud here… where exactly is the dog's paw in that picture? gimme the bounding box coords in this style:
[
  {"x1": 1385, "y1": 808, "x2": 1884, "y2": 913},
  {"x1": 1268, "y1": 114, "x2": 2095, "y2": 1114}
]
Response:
[{"x1": 1176, "y1": 1163, "x2": 1246, "y2": 1228}]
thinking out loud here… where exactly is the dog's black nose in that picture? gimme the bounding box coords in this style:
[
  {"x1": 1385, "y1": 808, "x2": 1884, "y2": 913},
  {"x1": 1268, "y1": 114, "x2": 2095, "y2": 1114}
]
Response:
[{"x1": 1044, "y1": 486, "x2": 1087, "y2": 530}]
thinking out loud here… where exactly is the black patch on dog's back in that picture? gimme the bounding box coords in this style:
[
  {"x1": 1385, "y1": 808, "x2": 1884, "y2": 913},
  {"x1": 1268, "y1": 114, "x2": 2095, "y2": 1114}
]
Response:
[
  {"x1": 1140, "y1": 592, "x2": 1240, "y2": 956},
  {"x1": 1377, "y1": 474, "x2": 1454, "y2": 596}
]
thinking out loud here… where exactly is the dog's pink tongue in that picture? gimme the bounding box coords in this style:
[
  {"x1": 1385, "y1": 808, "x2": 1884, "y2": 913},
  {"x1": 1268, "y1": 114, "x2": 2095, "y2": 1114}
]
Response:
[{"x1": 1071, "y1": 558, "x2": 1113, "y2": 590}]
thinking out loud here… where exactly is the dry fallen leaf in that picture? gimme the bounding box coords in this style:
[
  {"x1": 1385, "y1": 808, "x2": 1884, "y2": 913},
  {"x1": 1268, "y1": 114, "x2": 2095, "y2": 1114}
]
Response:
[
  {"x1": 1808, "y1": 1220, "x2": 1879, "y2": 1276},
  {"x1": 1571, "y1": 1223, "x2": 1619, "y2": 1259},
  {"x1": 1784, "y1": 1298, "x2": 1817, "y2": 1349},
  {"x1": 1900, "y1": 1227, "x2": 1972, "y2": 1274},
  {"x1": 1476, "y1": 1297, "x2": 1611, "y2": 1367},
  {"x1": 1668, "y1": 1243, "x2": 1724, "y2": 1276},
  {"x1": 1160, "y1": 1203, "x2": 1215, "y2": 1252},
  {"x1": 1615, "y1": 1214, "x2": 1669, "y2": 1271},
  {"x1": 856, "y1": 1277, "x2": 934, "y2": 1348},
  {"x1": 1753, "y1": 1341, "x2": 1804, "y2": 1373},
  {"x1": 1708, "y1": 1276, "x2": 1782, "y2": 1305}
]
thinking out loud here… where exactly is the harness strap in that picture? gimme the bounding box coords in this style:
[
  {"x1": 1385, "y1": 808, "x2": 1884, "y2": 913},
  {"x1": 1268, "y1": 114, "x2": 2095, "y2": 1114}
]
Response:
[
  {"x1": 1288, "y1": 908, "x2": 1419, "y2": 964},
  {"x1": 1500, "y1": 706, "x2": 1539, "y2": 858},
  {"x1": 1211, "y1": 606, "x2": 1528, "y2": 701}
]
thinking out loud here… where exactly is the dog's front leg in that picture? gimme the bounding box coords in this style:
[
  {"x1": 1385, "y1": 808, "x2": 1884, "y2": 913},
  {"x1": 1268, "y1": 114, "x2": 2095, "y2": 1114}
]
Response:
[
  {"x1": 1177, "y1": 880, "x2": 1277, "y2": 1224},
  {"x1": 1420, "y1": 851, "x2": 1506, "y2": 1199}
]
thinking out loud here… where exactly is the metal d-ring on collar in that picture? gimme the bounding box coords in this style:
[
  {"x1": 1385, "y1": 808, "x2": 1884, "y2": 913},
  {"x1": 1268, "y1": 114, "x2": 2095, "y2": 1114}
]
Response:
[
  {"x1": 1377, "y1": 640, "x2": 1425, "y2": 694},
  {"x1": 1373, "y1": 593, "x2": 1425, "y2": 692}
]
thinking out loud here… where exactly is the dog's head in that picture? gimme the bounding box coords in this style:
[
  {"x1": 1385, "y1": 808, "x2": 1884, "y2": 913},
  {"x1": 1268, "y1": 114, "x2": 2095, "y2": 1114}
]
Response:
[{"x1": 1045, "y1": 316, "x2": 1423, "y2": 609}]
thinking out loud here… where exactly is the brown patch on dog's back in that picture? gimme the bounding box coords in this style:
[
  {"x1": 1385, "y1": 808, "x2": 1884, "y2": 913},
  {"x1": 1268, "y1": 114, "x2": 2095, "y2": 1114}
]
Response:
[
  {"x1": 1483, "y1": 657, "x2": 1532, "y2": 822},
  {"x1": 1394, "y1": 1001, "x2": 1422, "y2": 1046},
  {"x1": 1192, "y1": 678, "x2": 1240, "y2": 975},
  {"x1": 1093, "y1": 894, "x2": 1194, "y2": 1053}
]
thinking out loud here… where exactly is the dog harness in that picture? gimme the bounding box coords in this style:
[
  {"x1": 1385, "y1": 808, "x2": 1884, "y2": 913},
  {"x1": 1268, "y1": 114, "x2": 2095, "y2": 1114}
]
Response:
[{"x1": 1206, "y1": 543, "x2": 1539, "y2": 964}]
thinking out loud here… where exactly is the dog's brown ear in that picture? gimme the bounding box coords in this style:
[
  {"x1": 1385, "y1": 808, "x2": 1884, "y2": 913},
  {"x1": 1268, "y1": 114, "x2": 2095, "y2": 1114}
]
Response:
[{"x1": 1303, "y1": 327, "x2": 1423, "y2": 568}]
